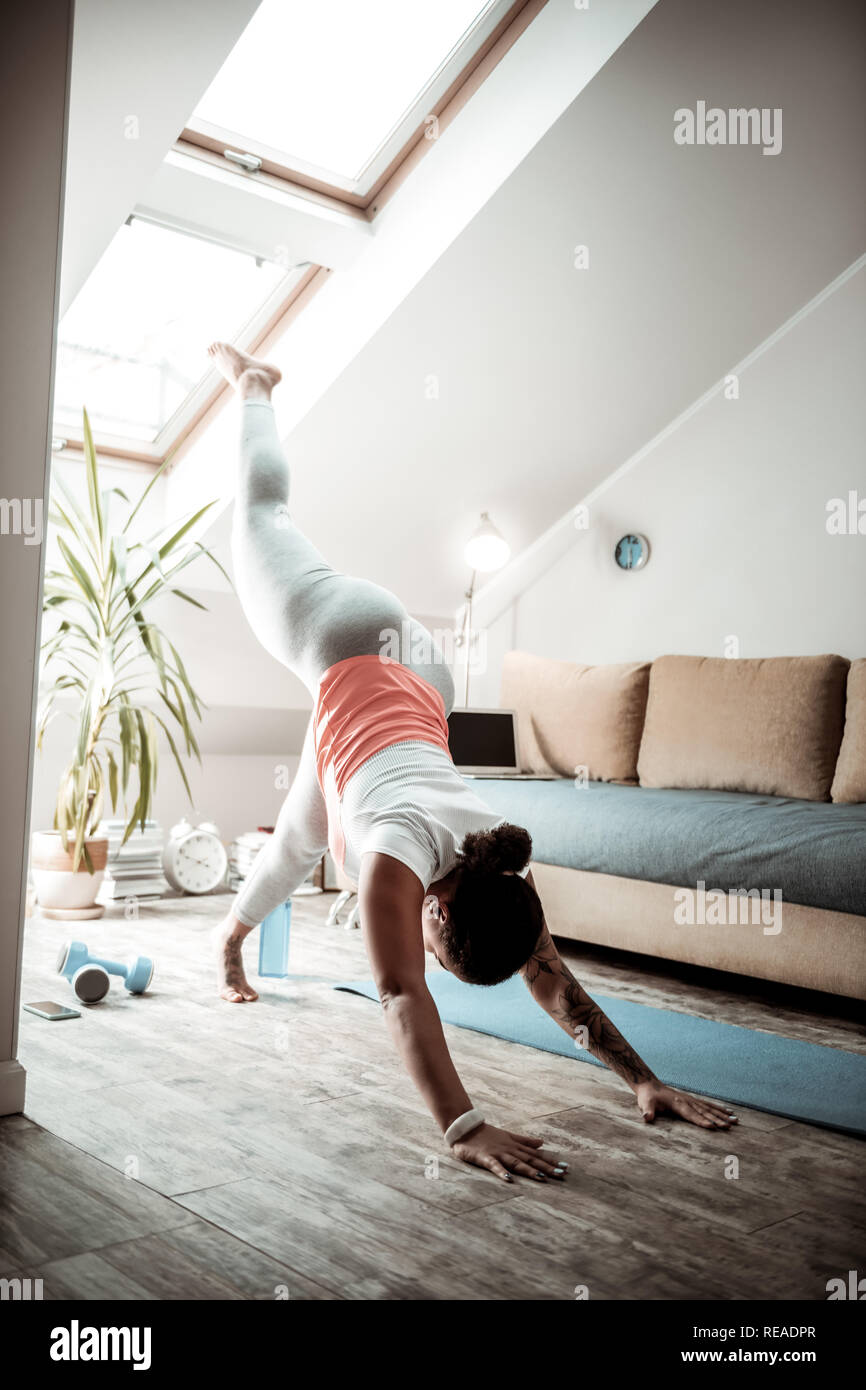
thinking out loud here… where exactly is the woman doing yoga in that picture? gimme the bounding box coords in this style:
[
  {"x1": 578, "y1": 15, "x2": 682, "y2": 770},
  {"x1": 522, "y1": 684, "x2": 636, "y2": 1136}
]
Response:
[{"x1": 209, "y1": 342, "x2": 737, "y2": 1184}]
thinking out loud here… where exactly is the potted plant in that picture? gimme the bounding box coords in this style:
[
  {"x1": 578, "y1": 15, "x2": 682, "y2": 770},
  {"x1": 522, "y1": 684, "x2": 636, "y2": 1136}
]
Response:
[{"x1": 33, "y1": 409, "x2": 226, "y2": 917}]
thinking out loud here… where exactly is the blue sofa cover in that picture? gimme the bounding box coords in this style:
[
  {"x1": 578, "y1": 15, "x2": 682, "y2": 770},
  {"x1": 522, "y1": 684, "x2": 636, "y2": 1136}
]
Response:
[{"x1": 468, "y1": 780, "x2": 866, "y2": 917}]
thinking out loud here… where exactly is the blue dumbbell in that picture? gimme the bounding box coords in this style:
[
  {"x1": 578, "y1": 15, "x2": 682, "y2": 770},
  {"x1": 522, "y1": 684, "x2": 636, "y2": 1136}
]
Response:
[{"x1": 56, "y1": 940, "x2": 154, "y2": 1003}]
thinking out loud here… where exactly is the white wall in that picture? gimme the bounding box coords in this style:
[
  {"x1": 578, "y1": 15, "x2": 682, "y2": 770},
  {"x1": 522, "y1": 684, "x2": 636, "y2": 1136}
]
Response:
[
  {"x1": 0, "y1": 1, "x2": 72, "y2": 1114},
  {"x1": 29, "y1": 723, "x2": 300, "y2": 848},
  {"x1": 471, "y1": 261, "x2": 866, "y2": 703},
  {"x1": 238, "y1": 0, "x2": 866, "y2": 619}
]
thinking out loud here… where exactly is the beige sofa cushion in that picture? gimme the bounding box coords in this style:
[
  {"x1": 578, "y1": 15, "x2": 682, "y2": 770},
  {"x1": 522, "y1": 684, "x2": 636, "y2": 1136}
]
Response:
[
  {"x1": 637, "y1": 654, "x2": 849, "y2": 801},
  {"x1": 500, "y1": 651, "x2": 651, "y2": 781},
  {"x1": 832, "y1": 659, "x2": 866, "y2": 803}
]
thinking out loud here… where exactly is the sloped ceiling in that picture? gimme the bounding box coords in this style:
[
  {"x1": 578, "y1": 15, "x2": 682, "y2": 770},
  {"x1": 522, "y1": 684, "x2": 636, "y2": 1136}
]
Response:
[{"x1": 268, "y1": 0, "x2": 865, "y2": 617}]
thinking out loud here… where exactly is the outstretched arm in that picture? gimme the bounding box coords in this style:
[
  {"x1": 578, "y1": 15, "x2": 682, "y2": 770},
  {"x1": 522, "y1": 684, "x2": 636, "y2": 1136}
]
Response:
[
  {"x1": 357, "y1": 853, "x2": 565, "y2": 1182},
  {"x1": 520, "y1": 874, "x2": 737, "y2": 1130},
  {"x1": 520, "y1": 917, "x2": 654, "y2": 1085}
]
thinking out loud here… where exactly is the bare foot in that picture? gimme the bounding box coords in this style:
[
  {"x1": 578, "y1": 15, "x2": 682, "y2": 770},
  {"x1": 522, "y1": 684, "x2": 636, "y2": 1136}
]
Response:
[
  {"x1": 207, "y1": 341, "x2": 282, "y2": 401},
  {"x1": 213, "y1": 919, "x2": 259, "y2": 1003}
]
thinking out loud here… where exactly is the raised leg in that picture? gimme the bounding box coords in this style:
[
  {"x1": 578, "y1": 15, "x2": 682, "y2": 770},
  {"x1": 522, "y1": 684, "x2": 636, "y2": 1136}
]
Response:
[
  {"x1": 211, "y1": 341, "x2": 454, "y2": 704},
  {"x1": 229, "y1": 398, "x2": 339, "y2": 694}
]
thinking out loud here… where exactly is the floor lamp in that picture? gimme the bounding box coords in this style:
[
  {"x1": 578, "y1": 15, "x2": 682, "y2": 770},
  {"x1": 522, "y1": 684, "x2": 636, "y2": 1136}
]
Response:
[{"x1": 458, "y1": 511, "x2": 510, "y2": 707}]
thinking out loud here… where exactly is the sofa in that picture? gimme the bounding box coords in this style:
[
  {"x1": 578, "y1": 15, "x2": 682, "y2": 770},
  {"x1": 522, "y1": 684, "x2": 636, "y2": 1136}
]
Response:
[{"x1": 471, "y1": 652, "x2": 866, "y2": 1000}]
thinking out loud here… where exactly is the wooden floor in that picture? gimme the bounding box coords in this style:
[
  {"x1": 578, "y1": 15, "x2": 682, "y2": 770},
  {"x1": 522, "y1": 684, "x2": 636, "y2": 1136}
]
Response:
[{"x1": 3, "y1": 890, "x2": 864, "y2": 1301}]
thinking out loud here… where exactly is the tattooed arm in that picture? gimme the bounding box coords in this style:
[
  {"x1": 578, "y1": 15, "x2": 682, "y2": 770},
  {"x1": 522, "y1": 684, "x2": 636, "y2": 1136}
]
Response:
[
  {"x1": 520, "y1": 916, "x2": 654, "y2": 1086},
  {"x1": 520, "y1": 874, "x2": 737, "y2": 1131}
]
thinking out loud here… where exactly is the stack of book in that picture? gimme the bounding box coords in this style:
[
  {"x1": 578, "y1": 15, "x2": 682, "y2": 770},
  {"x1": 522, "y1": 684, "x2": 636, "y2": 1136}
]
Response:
[
  {"x1": 228, "y1": 829, "x2": 272, "y2": 891},
  {"x1": 98, "y1": 819, "x2": 169, "y2": 900},
  {"x1": 228, "y1": 829, "x2": 324, "y2": 895}
]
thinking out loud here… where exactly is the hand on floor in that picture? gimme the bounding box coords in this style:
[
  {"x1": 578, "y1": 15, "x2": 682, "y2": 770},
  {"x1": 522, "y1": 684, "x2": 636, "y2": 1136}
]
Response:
[
  {"x1": 450, "y1": 1122, "x2": 568, "y2": 1183},
  {"x1": 635, "y1": 1079, "x2": 737, "y2": 1129}
]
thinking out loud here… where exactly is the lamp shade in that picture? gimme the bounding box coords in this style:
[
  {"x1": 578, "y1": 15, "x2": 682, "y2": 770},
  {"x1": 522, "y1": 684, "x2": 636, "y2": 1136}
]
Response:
[{"x1": 464, "y1": 512, "x2": 510, "y2": 573}]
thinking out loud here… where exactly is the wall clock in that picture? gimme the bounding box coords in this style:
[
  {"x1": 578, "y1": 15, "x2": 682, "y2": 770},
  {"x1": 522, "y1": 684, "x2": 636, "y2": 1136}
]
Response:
[
  {"x1": 163, "y1": 817, "x2": 228, "y2": 895},
  {"x1": 614, "y1": 533, "x2": 650, "y2": 571}
]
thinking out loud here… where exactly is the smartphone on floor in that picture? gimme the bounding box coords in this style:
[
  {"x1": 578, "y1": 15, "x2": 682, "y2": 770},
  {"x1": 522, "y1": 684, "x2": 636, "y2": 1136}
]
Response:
[{"x1": 23, "y1": 1001, "x2": 81, "y2": 1021}]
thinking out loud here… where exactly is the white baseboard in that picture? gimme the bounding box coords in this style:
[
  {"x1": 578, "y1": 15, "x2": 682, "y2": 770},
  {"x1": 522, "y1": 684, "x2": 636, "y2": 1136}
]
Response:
[{"x1": 0, "y1": 1059, "x2": 27, "y2": 1116}]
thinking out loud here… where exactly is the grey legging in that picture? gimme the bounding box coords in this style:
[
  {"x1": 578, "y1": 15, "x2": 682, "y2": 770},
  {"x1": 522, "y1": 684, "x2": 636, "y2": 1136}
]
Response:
[{"x1": 231, "y1": 401, "x2": 454, "y2": 926}]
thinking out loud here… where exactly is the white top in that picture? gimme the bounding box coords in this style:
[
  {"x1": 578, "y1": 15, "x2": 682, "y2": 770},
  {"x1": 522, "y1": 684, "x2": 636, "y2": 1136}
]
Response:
[{"x1": 338, "y1": 740, "x2": 521, "y2": 888}]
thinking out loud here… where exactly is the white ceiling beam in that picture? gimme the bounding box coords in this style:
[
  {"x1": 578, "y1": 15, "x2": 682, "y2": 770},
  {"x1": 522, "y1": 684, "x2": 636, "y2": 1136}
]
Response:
[
  {"x1": 138, "y1": 147, "x2": 372, "y2": 272},
  {"x1": 61, "y1": 0, "x2": 260, "y2": 314}
]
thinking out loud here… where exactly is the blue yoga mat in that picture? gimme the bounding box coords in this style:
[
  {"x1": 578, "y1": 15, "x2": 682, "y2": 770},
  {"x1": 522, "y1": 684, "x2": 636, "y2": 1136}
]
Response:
[{"x1": 335, "y1": 974, "x2": 866, "y2": 1137}]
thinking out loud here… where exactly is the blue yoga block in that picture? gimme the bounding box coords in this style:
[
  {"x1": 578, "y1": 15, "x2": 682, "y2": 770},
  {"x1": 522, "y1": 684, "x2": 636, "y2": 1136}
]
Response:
[{"x1": 258, "y1": 901, "x2": 292, "y2": 978}]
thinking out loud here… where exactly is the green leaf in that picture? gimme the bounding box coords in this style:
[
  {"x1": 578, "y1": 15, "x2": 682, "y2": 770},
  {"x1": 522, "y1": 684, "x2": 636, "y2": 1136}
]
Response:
[
  {"x1": 170, "y1": 589, "x2": 208, "y2": 610},
  {"x1": 72, "y1": 770, "x2": 89, "y2": 868},
  {"x1": 110, "y1": 534, "x2": 128, "y2": 589},
  {"x1": 165, "y1": 639, "x2": 200, "y2": 718},
  {"x1": 134, "y1": 709, "x2": 151, "y2": 831},
  {"x1": 118, "y1": 701, "x2": 133, "y2": 796},
  {"x1": 134, "y1": 502, "x2": 217, "y2": 588},
  {"x1": 55, "y1": 772, "x2": 69, "y2": 840},
  {"x1": 152, "y1": 711, "x2": 194, "y2": 803},
  {"x1": 88, "y1": 757, "x2": 104, "y2": 837},
  {"x1": 156, "y1": 687, "x2": 190, "y2": 753},
  {"x1": 140, "y1": 543, "x2": 167, "y2": 580},
  {"x1": 145, "y1": 709, "x2": 158, "y2": 793},
  {"x1": 57, "y1": 536, "x2": 101, "y2": 613},
  {"x1": 75, "y1": 676, "x2": 96, "y2": 765},
  {"x1": 120, "y1": 789, "x2": 143, "y2": 848},
  {"x1": 45, "y1": 654, "x2": 92, "y2": 686},
  {"x1": 82, "y1": 407, "x2": 105, "y2": 552},
  {"x1": 50, "y1": 474, "x2": 101, "y2": 564},
  {"x1": 107, "y1": 747, "x2": 118, "y2": 811},
  {"x1": 118, "y1": 576, "x2": 164, "y2": 627},
  {"x1": 192, "y1": 540, "x2": 233, "y2": 589},
  {"x1": 121, "y1": 453, "x2": 175, "y2": 537}
]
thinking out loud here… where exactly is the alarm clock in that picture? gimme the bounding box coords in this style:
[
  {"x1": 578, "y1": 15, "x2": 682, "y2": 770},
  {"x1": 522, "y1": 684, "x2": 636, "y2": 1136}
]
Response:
[
  {"x1": 163, "y1": 817, "x2": 228, "y2": 895},
  {"x1": 614, "y1": 533, "x2": 650, "y2": 571}
]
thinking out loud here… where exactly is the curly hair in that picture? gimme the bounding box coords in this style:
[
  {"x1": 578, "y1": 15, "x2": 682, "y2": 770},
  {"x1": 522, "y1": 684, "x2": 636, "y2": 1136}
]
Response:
[{"x1": 439, "y1": 823, "x2": 544, "y2": 985}]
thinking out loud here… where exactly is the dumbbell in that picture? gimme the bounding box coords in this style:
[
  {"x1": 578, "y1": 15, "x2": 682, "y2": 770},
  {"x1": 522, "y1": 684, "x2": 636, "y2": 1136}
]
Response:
[{"x1": 56, "y1": 940, "x2": 154, "y2": 1003}]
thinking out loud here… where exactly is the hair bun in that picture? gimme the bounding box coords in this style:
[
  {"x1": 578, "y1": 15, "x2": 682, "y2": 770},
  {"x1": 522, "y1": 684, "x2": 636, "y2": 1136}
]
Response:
[{"x1": 459, "y1": 823, "x2": 531, "y2": 876}]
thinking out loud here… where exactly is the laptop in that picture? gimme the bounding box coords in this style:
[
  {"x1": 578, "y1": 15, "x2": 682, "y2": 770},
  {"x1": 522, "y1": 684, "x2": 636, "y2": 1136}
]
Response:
[{"x1": 447, "y1": 708, "x2": 557, "y2": 779}]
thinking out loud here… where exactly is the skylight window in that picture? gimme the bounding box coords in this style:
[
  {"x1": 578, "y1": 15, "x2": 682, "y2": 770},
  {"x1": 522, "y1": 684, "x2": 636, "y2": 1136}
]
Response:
[
  {"x1": 55, "y1": 217, "x2": 297, "y2": 448},
  {"x1": 55, "y1": 0, "x2": 526, "y2": 463},
  {"x1": 189, "y1": 0, "x2": 505, "y2": 195}
]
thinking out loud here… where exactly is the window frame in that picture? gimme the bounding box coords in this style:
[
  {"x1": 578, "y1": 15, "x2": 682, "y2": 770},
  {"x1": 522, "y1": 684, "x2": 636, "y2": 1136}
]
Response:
[
  {"x1": 53, "y1": 257, "x2": 326, "y2": 467},
  {"x1": 181, "y1": 0, "x2": 540, "y2": 213}
]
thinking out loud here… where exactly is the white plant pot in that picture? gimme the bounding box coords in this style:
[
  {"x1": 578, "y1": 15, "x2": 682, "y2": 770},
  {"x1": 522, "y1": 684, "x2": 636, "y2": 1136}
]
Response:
[{"x1": 31, "y1": 831, "x2": 108, "y2": 918}]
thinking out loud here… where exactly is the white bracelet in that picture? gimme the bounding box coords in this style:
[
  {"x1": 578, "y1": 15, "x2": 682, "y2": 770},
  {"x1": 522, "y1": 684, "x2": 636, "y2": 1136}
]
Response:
[{"x1": 444, "y1": 1107, "x2": 485, "y2": 1146}]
